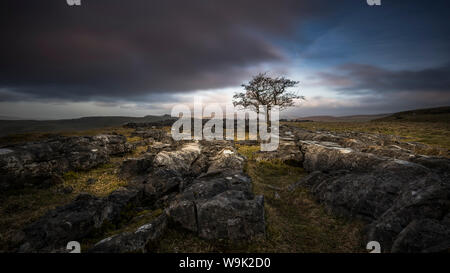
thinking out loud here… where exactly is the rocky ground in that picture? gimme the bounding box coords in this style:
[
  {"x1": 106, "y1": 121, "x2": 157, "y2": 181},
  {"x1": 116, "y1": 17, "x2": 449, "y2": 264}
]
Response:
[
  {"x1": 260, "y1": 125, "x2": 450, "y2": 252},
  {"x1": 0, "y1": 124, "x2": 448, "y2": 253}
]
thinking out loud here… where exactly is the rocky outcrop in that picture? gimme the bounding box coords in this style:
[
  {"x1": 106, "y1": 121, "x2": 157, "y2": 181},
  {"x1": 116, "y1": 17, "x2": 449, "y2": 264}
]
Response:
[
  {"x1": 119, "y1": 153, "x2": 155, "y2": 179},
  {"x1": 282, "y1": 125, "x2": 450, "y2": 253},
  {"x1": 153, "y1": 142, "x2": 201, "y2": 176},
  {"x1": 206, "y1": 147, "x2": 245, "y2": 175},
  {"x1": 300, "y1": 140, "x2": 385, "y2": 172},
  {"x1": 163, "y1": 145, "x2": 264, "y2": 241},
  {"x1": 390, "y1": 218, "x2": 450, "y2": 253},
  {"x1": 197, "y1": 191, "x2": 265, "y2": 240},
  {"x1": 131, "y1": 128, "x2": 170, "y2": 142},
  {"x1": 89, "y1": 214, "x2": 168, "y2": 253},
  {"x1": 17, "y1": 188, "x2": 142, "y2": 252},
  {"x1": 8, "y1": 122, "x2": 449, "y2": 253},
  {"x1": 16, "y1": 140, "x2": 265, "y2": 252},
  {"x1": 0, "y1": 134, "x2": 133, "y2": 191},
  {"x1": 284, "y1": 124, "x2": 447, "y2": 159},
  {"x1": 142, "y1": 169, "x2": 183, "y2": 205},
  {"x1": 166, "y1": 173, "x2": 265, "y2": 241}
]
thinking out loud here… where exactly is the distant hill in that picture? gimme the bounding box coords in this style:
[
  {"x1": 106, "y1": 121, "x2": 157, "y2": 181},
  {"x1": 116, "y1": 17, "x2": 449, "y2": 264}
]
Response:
[
  {"x1": 0, "y1": 115, "x2": 175, "y2": 136},
  {"x1": 373, "y1": 106, "x2": 450, "y2": 123},
  {"x1": 2, "y1": 106, "x2": 448, "y2": 137},
  {"x1": 293, "y1": 114, "x2": 390, "y2": 122}
]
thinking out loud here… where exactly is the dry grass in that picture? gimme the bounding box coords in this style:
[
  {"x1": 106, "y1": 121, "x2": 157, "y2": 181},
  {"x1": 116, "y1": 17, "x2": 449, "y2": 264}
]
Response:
[
  {"x1": 246, "y1": 159, "x2": 363, "y2": 252},
  {"x1": 62, "y1": 162, "x2": 128, "y2": 197}
]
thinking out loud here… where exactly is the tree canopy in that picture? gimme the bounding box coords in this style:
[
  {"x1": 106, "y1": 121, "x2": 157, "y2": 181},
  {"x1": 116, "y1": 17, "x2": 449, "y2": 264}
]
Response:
[{"x1": 233, "y1": 73, "x2": 303, "y2": 112}]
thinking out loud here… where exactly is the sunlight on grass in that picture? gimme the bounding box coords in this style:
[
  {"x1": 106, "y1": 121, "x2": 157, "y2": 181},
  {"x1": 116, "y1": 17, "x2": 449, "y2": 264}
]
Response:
[{"x1": 62, "y1": 162, "x2": 127, "y2": 197}]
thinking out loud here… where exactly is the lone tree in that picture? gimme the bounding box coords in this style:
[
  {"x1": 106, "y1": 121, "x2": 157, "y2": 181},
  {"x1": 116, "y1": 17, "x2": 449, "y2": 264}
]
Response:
[{"x1": 233, "y1": 73, "x2": 303, "y2": 115}]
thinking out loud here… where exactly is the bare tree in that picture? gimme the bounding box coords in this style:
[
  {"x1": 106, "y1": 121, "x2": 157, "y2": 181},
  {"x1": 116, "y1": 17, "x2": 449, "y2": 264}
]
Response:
[{"x1": 233, "y1": 73, "x2": 303, "y2": 114}]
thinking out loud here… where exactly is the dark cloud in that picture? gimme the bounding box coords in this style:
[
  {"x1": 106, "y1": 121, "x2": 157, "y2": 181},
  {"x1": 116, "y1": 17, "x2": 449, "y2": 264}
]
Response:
[
  {"x1": 308, "y1": 63, "x2": 450, "y2": 116},
  {"x1": 318, "y1": 63, "x2": 450, "y2": 95},
  {"x1": 0, "y1": 0, "x2": 332, "y2": 102}
]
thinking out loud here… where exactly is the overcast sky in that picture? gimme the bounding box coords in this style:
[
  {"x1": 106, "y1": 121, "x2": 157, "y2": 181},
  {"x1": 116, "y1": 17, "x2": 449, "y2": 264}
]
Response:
[{"x1": 1, "y1": 0, "x2": 449, "y2": 119}]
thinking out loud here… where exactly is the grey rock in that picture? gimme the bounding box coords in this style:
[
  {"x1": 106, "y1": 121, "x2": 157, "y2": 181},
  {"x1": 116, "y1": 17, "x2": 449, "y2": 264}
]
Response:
[
  {"x1": 167, "y1": 172, "x2": 265, "y2": 241},
  {"x1": 190, "y1": 153, "x2": 210, "y2": 177},
  {"x1": 119, "y1": 153, "x2": 155, "y2": 179},
  {"x1": 143, "y1": 169, "x2": 183, "y2": 203},
  {"x1": 89, "y1": 214, "x2": 168, "y2": 253},
  {"x1": 166, "y1": 200, "x2": 198, "y2": 232},
  {"x1": 11, "y1": 139, "x2": 268, "y2": 252},
  {"x1": 196, "y1": 192, "x2": 265, "y2": 240},
  {"x1": 206, "y1": 148, "x2": 245, "y2": 175},
  {"x1": 299, "y1": 140, "x2": 385, "y2": 172},
  {"x1": 18, "y1": 188, "x2": 141, "y2": 252},
  {"x1": 295, "y1": 162, "x2": 450, "y2": 252},
  {"x1": 177, "y1": 174, "x2": 253, "y2": 202},
  {"x1": 153, "y1": 142, "x2": 201, "y2": 175},
  {"x1": 0, "y1": 134, "x2": 133, "y2": 191},
  {"x1": 390, "y1": 219, "x2": 450, "y2": 253}
]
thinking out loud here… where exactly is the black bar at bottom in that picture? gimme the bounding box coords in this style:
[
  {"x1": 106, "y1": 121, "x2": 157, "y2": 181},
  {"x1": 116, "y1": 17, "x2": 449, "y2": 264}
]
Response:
[{"x1": 0, "y1": 253, "x2": 445, "y2": 272}]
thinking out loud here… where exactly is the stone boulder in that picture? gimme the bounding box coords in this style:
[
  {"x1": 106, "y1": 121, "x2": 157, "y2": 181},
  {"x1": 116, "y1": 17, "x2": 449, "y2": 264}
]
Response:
[
  {"x1": 119, "y1": 153, "x2": 155, "y2": 179},
  {"x1": 390, "y1": 218, "x2": 450, "y2": 253},
  {"x1": 17, "y1": 188, "x2": 142, "y2": 252},
  {"x1": 299, "y1": 140, "x2": 385, "y2": 172},
  {"x1": 190, "y1": 153, "x2": 210, "y2": 177},
  {"x1": 196, "y1": 191, "x2": 265, "y2": 240},
  {"x1": 0, "y1": 134, "x2": 133, "y2": 191},
  {"x1": 166, "y1": 172, "x2": 265, "y2": 241},
  {"x1": 153, "y1": 142, "x2": 201, "y2": 175},
  {"x1": 92, "y1": 134, "x2": 134, "y2": 156},
  {"x1": 206, "y1": 148, "x2": 245, "y2": 175},
  {"x1": 89, "y1": 214, "x2": 168, "y2": 253},
  {"x1": 143, "y1": 169, "x2": 184, "y2": 204}
]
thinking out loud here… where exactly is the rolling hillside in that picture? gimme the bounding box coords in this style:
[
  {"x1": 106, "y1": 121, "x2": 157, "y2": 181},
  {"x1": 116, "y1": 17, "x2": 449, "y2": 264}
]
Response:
[
  {"x1": 373, "y1": 106, "x2": 450, "y2": 123},
  {"x1": 293, "y1": 114, "x2": 390, "y2": 122},
  {"x1": 0, "y1": 115, "x2": 175, "y2": 137}
]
